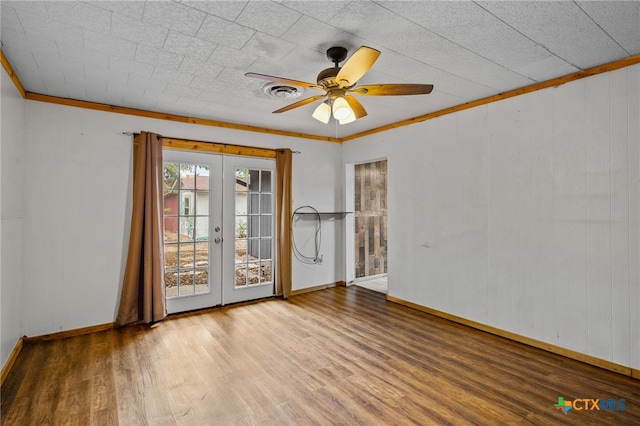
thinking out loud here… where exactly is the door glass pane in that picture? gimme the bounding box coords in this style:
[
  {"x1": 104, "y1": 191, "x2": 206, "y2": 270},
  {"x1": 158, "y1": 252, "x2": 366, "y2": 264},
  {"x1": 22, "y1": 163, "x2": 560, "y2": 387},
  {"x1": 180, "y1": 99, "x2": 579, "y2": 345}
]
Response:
[
  {"x1": 195, "y1": 268, "x2": 209, "y2": 294},
  {"x1": 179, "y1": 243, "x2": 195, "y2": 268},
  {"x1": 164, "y1": 218, "x2": 178, "y2": 242},
  {"x1": 236, "y1": 216, "x2": 247, "y2": 238},
  {"x1": 163, "y1": 161, "x2": 210, "y2": 299},
  {"x1": 236, "y1": 169, "x2": 248, "y2": 192},
  {"x1": 234, "y1": 167, "x2": 274, "y2": 288},
  {"x1": 179, "y1": 270, "x2": 195, "y2": 295},
  {"x1": 236, "y1": 239, "x2": 248, "y2": 262},
  {"x1": 236, "y1": 194, "x2": 247, "y2": 214},
  {"x1": 259, "y1": 238, "x2": 271, "y2": 259},
  {"x1": 260, "y1": 194, "x2": 272, "y2": 213},
  {"x1": 260, "y1": 261, "x2": 272, "y2": 283},
  {"x1": 248, "y1": 169, "x2": 260, "y2": 191},
  {"x1": 260, "y1": 215, "x2": 272, "y2": 238},
  {"x1": 180, "y1": 164, "x2": 195, "y2": 188},
  {"x1": 248, "y1": 193, "x2": 260, "y2": 213},
  {"x1": 260, "y1": 171, "x2": 271, "y2": 192},
  {"x1": 180, "y1": 191, "x2": 194, "y2": 216},
  {"x1": 194, "y1": 240, "x2": 209, "y2": 268},
  {"x1": 195, "y1": 216, "x2": 209, "y2": 242},
  {"x1": 179, "y1": 217, "x2": 194, "y2": 242},
  {"x1": 195, "y1": 166, "x2": 209, "y2": 189},
  {"x1": 248, "y1": 260, "x2": 260, "y2": 285},
  {"x1": 235, "y1": 264, "x2": 247, "y2": 287},
  {"x1": 165, "y1": 270, "x2": 178, "y2": 297}
]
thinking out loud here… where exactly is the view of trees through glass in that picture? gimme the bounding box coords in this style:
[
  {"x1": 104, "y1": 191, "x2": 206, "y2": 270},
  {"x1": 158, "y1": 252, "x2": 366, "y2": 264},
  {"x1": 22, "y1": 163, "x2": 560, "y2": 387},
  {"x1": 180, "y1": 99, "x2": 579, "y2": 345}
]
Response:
[
  {"x1": 162, "y1": 164, "x2": 274, "y2": 298},
  {"x1": 163, "y1": 162, "x2": 210, "y2": 297}
]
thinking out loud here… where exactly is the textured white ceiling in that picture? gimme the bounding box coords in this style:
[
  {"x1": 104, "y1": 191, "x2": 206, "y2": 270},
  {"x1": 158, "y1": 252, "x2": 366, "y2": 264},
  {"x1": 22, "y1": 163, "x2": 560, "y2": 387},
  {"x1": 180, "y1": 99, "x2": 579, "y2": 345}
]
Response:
[{"x1": 1, "y1": 1, "x2": 639, "y2": 138}]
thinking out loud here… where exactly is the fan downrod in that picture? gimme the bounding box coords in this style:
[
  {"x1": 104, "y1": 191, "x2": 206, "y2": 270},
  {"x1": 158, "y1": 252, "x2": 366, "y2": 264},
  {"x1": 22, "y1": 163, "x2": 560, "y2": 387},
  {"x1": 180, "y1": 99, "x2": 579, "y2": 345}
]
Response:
[{"x1": 326, "y1": 46, "x2": 347, "y2": 66}]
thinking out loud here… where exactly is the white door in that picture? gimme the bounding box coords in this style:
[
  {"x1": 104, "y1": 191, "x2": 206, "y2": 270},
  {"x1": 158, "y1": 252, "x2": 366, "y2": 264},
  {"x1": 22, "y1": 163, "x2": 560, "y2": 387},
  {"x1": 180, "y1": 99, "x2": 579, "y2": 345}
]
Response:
[
  {"x1": 222, "y1": 156, "x2": 276, "y2": 305},
  {"x1": 162, "y1": 151, "x2": 275, "y2": 313}
]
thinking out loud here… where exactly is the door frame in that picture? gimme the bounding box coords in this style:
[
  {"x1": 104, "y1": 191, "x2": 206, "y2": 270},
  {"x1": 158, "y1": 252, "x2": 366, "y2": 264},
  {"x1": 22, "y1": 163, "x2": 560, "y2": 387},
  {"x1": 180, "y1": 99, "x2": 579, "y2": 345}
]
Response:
[{"x1": 163, "y1": 151, "x2": 276, "y2": 313}]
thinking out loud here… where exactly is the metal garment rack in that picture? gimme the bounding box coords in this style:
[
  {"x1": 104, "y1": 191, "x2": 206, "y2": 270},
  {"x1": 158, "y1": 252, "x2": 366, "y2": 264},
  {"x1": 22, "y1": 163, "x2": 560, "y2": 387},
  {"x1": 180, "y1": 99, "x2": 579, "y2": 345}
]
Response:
[
  {"x1": 293, "y1": 212, "x2": 352, "y2": 216},
  {"x1": 293, "y1": 212, "x2": 352, "y2": 221}
]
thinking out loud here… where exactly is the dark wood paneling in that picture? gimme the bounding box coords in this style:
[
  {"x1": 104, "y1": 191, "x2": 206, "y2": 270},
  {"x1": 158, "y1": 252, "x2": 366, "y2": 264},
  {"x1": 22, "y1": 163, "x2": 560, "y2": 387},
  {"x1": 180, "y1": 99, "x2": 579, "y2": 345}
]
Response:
[
  {"x1": 355, "y1": 160, "x2": 387, "y2": 278},
  {"x1": 3, "y1": 287, "x2": 639, "y2": 425}
]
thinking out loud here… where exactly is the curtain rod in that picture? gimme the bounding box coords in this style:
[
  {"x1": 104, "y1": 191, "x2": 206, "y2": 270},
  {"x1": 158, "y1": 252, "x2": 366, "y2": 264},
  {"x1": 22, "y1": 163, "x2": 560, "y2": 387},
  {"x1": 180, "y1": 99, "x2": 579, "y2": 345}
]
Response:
[{"x1": 121, "y1": 131, "x2": 301, "y2": 154}]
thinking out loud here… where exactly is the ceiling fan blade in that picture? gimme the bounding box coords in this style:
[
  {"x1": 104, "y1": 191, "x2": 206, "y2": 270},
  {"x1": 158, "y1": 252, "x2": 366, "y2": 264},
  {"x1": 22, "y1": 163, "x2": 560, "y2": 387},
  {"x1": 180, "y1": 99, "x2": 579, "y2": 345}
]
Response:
[
  {"x1": 335, "y1": 46, "x2": 381, "y2": 88},
  {"x1": 344, "y1": 95, "x2": 367, "y2": 119},
  {"x1": 351, "y1": 84, "x2": 434, "y2": 96},
  {"x1": 272, "y1": 95, "x2": 327, "y2": 113},
  {"x1": 245, "y1": 72, "x2": 322, "y2": 90}
]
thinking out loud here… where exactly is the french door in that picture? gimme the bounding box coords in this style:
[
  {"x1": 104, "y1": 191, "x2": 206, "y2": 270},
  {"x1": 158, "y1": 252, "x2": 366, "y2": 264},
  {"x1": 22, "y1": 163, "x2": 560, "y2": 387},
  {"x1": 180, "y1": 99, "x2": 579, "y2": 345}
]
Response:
[{"x1": 162, "y1": 150, "x2": 275, "y2": 313}]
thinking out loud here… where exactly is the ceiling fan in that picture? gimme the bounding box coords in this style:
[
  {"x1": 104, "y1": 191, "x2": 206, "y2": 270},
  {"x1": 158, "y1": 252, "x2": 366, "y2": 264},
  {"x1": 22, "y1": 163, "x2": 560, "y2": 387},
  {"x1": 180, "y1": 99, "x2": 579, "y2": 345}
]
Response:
[{"x1": 245, "y1": 46, "x2": 434, "y2": 125}]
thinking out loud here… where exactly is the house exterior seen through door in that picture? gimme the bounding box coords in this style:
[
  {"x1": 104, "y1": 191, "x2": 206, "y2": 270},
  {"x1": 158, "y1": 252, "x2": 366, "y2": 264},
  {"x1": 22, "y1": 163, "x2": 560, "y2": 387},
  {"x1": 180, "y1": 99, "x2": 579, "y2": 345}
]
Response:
[{"x1": 163, "y1": 150, "x2": 275, "y2": 313}]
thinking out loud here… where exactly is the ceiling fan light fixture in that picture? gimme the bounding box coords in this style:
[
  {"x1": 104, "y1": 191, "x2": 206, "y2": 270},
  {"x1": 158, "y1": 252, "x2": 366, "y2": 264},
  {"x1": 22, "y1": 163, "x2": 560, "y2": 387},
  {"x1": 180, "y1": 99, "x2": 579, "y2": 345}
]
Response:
[
  {"x1": 338, "y1": 114, "x2": 356, "y2": 125},
  {"x1": 246, "y1": 46, "x2": 433, "y2": 127},
  {"x1": 332, "y1": 96, "x2": 352, "y2": 120},
  {"x1": 312, "y1": 101, "x2": 331, "y2": 124}
]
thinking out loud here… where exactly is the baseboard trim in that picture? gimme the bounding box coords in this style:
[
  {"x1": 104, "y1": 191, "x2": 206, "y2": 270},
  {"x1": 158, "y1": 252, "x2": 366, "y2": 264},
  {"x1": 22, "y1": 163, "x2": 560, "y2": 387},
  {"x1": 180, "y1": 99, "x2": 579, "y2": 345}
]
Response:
[
  {"x1": 386, "y1": 295, "x2": 638, "y2": 380},
  {"x1": 24, "y1": 323, "x2": 115, "y2": 343},
  {"x1": 291, "y1": 282, "x2": 341, "y2": 296},
  {"x1": 1, "y1": 337, "x2": 24, "y2": 386}
]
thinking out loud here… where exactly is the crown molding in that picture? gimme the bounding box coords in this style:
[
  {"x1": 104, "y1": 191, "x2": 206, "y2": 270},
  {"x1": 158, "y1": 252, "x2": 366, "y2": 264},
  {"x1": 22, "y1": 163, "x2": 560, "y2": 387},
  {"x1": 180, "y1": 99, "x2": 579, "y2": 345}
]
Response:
[
  {"x1": 342, "y1": 54, "x2": 640, "y2": 141},
  {"x1": 1, "y1": 49, "x2": 26, "y2": 98},
  {"x1": 3, "y1": 49, "x2": 639, "y2": 143},
  {"x1": 24, "y1": 92, "x2": 341, "y2": 143}
]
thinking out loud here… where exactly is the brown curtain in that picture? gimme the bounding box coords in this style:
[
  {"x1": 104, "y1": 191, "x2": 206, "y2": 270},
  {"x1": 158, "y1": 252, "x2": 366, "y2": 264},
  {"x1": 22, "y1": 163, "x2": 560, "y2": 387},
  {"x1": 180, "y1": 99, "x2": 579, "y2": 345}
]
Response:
[
  {"x1": 275, "y1": 149, "x2": 293, "y2": 298},
  {"x1": 116, "y1": 132, "x2": 167, "y2": 325}
]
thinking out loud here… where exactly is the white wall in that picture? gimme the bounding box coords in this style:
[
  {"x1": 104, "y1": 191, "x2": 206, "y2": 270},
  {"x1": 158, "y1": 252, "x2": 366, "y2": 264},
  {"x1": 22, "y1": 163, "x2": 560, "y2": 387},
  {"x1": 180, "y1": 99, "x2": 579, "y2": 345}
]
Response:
[
  {"x1": 21, "y1": 102, "x2": 342, "y2": 337},
  {"x1": 1, "y1": 65, "x2": 25, "y2": 367},
  {"x1": 342, "y1": 64, "x2": 640, "y2": 370},
  {"x1": 7, "y1": 60, "x2": 638, "y2": 372}
]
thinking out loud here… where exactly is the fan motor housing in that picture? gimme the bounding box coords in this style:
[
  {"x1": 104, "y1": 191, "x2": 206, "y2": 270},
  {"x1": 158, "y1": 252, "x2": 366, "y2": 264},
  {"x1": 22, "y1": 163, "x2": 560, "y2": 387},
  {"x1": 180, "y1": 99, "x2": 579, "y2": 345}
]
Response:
[{"x1": 316, "y1": 67, "x2": 340, "y2": 88}]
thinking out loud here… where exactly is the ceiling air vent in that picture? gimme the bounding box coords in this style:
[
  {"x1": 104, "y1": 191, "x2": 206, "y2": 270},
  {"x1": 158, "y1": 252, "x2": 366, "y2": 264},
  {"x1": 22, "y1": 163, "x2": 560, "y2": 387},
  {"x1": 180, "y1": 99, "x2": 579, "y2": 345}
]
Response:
[{"x1": 263, "y1": 82, "x2": 304, "y2": 100}]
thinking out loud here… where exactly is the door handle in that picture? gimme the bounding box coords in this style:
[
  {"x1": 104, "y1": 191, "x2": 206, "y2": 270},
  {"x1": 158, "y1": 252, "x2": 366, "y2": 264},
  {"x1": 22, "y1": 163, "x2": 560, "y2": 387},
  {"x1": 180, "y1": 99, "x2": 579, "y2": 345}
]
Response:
[{"x1": 214, "y1": 237, "x2": 222, "y2": 244}]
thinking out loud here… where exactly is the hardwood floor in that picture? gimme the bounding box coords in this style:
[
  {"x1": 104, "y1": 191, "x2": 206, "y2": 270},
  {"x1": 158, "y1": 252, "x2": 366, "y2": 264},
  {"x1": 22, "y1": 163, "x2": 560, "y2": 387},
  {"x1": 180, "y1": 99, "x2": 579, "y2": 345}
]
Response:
[{"x1": 2, "y1": 286, "x2": 639, "y2": 425}]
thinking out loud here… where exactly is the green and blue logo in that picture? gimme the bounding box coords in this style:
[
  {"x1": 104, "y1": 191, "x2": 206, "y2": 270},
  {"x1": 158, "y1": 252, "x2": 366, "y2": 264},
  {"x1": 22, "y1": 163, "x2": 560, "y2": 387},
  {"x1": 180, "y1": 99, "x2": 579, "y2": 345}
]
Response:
[{"x1": 554, "y1": 397, "x2": 626, "y2": 414}]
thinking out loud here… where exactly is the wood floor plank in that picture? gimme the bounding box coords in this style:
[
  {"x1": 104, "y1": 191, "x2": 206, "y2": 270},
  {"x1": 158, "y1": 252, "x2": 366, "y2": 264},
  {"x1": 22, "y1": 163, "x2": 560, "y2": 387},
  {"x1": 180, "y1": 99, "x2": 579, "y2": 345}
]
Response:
[{"x1": 2, "y1": 286, "x2": 639, "y2": 425}]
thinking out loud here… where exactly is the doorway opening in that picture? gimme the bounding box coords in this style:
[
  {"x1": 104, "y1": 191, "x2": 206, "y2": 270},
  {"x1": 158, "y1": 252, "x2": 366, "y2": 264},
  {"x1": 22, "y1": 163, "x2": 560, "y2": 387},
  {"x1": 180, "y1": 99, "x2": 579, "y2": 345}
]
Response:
[{"x1": 353, "y1": 159, "x2": 388, "y2": 294}]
